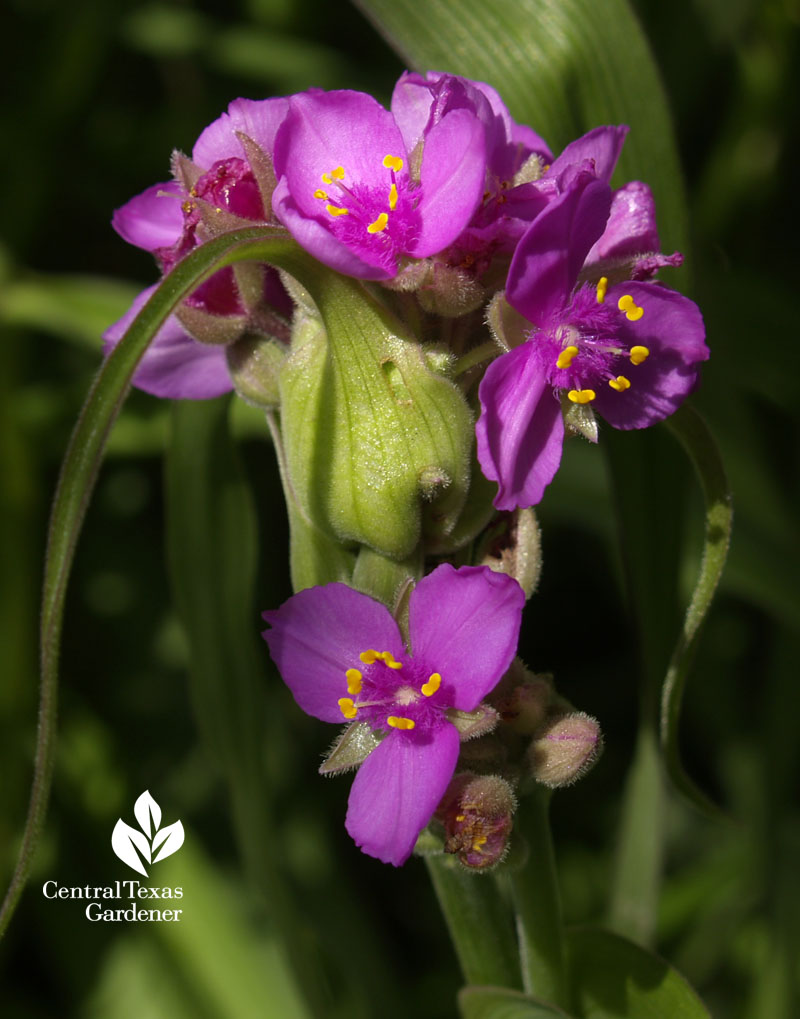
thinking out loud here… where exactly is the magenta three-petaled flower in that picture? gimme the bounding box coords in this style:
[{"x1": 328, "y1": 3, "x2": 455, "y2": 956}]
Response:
[
  {"x1": 271, "y1": 88, "x2": 488, "y2": 280},
  {"x1": 476, "y1": 170, "x2": 709, "y2": 510},
  {"x1": 262, "y1": 565, "x2": 524, "y2": 866}
]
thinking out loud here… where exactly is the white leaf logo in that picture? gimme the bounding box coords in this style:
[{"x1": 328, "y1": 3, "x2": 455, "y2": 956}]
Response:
[{"x1": 111, "y1": 790, "x2": 183, "y2": 876}]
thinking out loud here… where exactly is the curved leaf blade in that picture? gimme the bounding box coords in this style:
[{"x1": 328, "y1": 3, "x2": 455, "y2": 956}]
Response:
[{"x1": 567, "y1": 926, "x2": 710, "y2": 1018}]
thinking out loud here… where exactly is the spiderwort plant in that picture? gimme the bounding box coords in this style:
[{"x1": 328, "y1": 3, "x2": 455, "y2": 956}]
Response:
[
  {"x1": 262, "y1": 564, "x2": 525, "y2": 865},
  {"x1": 476, "y1": 170, "x2": 708, "y2": 509}
]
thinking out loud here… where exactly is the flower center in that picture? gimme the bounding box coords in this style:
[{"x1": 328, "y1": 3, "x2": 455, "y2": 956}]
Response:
[
  {"x1": 311, "y1": 155, "x2": 421, "y2": 272},
  {"x1": 336, "y1": 649, "x2": 444, "y2": 733},
  {"x1": 535, "y1": 278, "x2": 650, "y2": 404}
]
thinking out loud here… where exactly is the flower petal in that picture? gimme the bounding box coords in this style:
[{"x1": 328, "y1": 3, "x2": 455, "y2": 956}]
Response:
[
  {"x1": 507, "y1": 172, "x2": 612, "y2": 325},
  {"x1": 585, "y1": 181, "x2": 661, "y2": 263},
  {"x1": 112, "y1": 182, "x2": 185, "y2": 252},
  {"x1": 191, "y1": 97, "x2": 288, "y2": 168},
  {"x1": 103, "y1": 286, "x2": 232, "y2": 399},
  {"x1": 413, "y1": 108, "x2": 486, "y2": 256},
  {"x1": 271, "y1": 178, "x2": 387, "y2": 279},
  {"x1": 262, "y1": 583, "x2": 405, "y2": 724},
  {"x1": 594, "y1": 281, "x2": 708, "y2": 428},
  {"x1": 345, "y1": 724, "x2": 460, "y2": 866},
  {"x1": 408, "y1": 564, "x2": 524, "y2": 710},
  {"x1": 477, "y1": 343, "x2": 565, "y2": 509},
  {"x1": 549, "y1": 125, "x2": 629, "y2": 183}
]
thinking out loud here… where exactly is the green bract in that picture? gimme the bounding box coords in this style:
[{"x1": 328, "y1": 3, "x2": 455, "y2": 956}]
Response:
[{"x1": 279, "y1": 270, "x2": 473, "y2": 560}]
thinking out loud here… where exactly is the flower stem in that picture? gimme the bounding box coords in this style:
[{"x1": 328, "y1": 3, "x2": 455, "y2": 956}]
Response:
[
  {"x1": 453, "y1": 340, "x2": 501, "y2": 377},
  {"x1": 425, "y1": 855, "x2": 522, "y2": 989},
  {"x1": 510, "y1": 786, "x2": 569, "y2": 1008}
]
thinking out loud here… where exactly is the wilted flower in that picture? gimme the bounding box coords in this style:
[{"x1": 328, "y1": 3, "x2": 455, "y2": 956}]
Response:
[
  {"x1": 262, "y1": 564, "x2": 524, "y2": 865},
  {"x1": 105, "y1": 97, "x2": 292, "y2": 398}
]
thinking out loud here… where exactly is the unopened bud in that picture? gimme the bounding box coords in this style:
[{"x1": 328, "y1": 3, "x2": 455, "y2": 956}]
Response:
[
  {"x1": 437, "y1": 773, "x2": 516, "y2": 870},
  {"x1": 476, "y1": 508, "x2": 542, "y2": 597},
  {"x1": 417, "y1": 263, "x2": 485, "y2": 317},
  {"x1": 493, "y1": 672, "x2": 554, "y2": 735},
  {"x1": 528, "y1": 712, "x2": 603, "y2": 788},
  {"x1": 226, "y1": 334, "x2": 286, "y2": 409}
]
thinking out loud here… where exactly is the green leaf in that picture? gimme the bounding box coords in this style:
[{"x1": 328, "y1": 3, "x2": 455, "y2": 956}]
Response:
[
  {"x1": 567, "y1": 927, "x2": 711, "y2": 1018},
  {"x1": 458, "y1": 986, "x2": 573, "y2": 1019},
  {"x1": 661, "y1": 404, "x2": 733, "y2": 818},
  {"x1": 0, "y1": 225, "x2": 311, "y2": 938},
  {"x1": 356, "y1": 0, "x2": 688, "y2": 254}
]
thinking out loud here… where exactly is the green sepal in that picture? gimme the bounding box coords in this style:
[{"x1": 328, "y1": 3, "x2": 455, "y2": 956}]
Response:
[
  {"x1": 318, "y1": 722, "x2": 384, "y2": 776},
  {"x1": 279, "y1": 270, "x2": 473, "y2": 559}
]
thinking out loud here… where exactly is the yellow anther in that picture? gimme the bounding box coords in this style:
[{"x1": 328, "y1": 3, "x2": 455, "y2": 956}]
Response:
[
  {"x1": 326, "y1": 204, "x2": 349, "y2": 217},
  {"x1": 331, "y1": 166, "x2": 345, "y2": 180},
  {"x1": 338, "y1": 697, "x2": 358, "y2": 720},
  {"x1": 617, "y1": 294, "x2": 644, "y2": 321},
  {"x1": 383, "y1": 154, "x2": 403, "y2": 173},
  {"x1": 472, "y1": 836, "x2": 488, "y2": 852},
  {"x1": 346, "y1": 668, "x2": 363, "y2": 694},
  {"x1": 421, "y1": 672, "x2": 442, "y2": 697},
  {"x1": 629, "y1": 345, "x2": 650, "y2": 365},
  {"x1": 313, "y1": 189, "x2": 328, "y2": 200},
  {"x1": 389, "y1": 182, "x2": 398, "y2": 211},
  {"x1": 608, "y1": 375, "x2": 631, "y2": 392},
  {"x1": 455, "y1": 814, "x2": 466, "y2": 822},
  {"x1": 567, "y1": 389, "x2": 596, "y2": 404},
  {"x1": 367, "y1": 212, "x2": 389, "y2": 234},
  {"x1": 387, "y1": 715, "x2": 415, "y2": 730},
  {"x1": 596, "y1": 276, "x2": 608, "y2": 304},
  {"x1": 556, "y1": 345, "x2": 579, "y2": 370},
  {"x1": 321, "y1": 173, "x2": 332, "y2": 185},
  {"x1": 359, "y1": 649, "x2": 402, "y2": 669}
]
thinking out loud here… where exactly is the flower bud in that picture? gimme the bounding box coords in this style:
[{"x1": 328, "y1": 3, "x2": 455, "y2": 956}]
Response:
[
  {"x1": 491, "y1": 667, "x2": 554, "y2": 736},
  {"x1": 226, "y1": 335, "x2": 286, "y2": 409},
  {"x1": 476, "y1": 508, "x2": 542, "y2": 597},
  {"x1": 437, "y1": 773, "x2": 516, "y2": 870},
  {"x1": 279, "y1": 272, "x2": 473, "y2": 559},
  {"x1": 528, "y1": 712, "x2": 603, "y2": 788},
  {"x1": 416, "y1": 262, "x2": 486, "y2": 317}
]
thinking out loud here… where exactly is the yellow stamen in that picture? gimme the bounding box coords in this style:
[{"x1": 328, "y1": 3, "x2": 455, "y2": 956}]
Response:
[
  {"x1": 359, "y1": 649, "x2": 402, "y2": 669},
  {"x1": 383, "y1": 154, "x2": 403, "y2": 173},
  {"x1": 455, "y1": 814, "x2": 466, "y2": 822},
  {"x1": 556, "y1": 344, "x2": 579, "y2": 370},
  {"x1": 331, "y1": 166, "x2": 345, "y2": 180},
  {"x1": 567, "y1": 389, "x2": 596, "y2": 404},
  {"x1": 609, "y1": 375, "x2": 631, "y2": 392},
  {"x1": 629, "y1": 345, "x2": 650, "y2": 365},
  {"x1": 387, "y1": 715, "x2": 415, "y2": 730},
  {"x1": 326, "y1": 204, "x2": 349, "y2": 217},
  {"x1": 367, "y1": 212, "x2": 389, "y2": 234},
  {"x1": 338, "y1": 697, "x2": 357, "y2": 720},
  {"x1": 389, "y1": 182, "x2": 398, "y2": 211},
  {"x1": 596, "y1": 276, "x2": 608, "y2": 304},
  {"x1": 345, "y1": 668, "x2": 363, "y2": 694},
  {"x1": 421, "y1": 672, "x2": 441, "y2": 697},
  {"x1": 313, "y1": 189, "x2": 328, "y2": 200},
  {"x1": 472, "y1": 836, "x2": 488, "y2": 852},
  {"x1": 321, "y1": 173, "x2": 332, "y2": 185},
  {"x1": 617, "y1": 294, "x2": 644, "y2": 321}
]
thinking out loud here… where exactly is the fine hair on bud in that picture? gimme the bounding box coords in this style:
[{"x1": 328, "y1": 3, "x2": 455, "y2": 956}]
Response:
[{"x1": 528, "y1": 711, "x2": 603, "y2": 788}]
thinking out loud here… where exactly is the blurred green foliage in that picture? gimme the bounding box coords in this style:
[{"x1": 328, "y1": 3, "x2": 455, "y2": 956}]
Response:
[{"x1": 1, "y1": 0, "x2": 798, "y2": 1016}]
